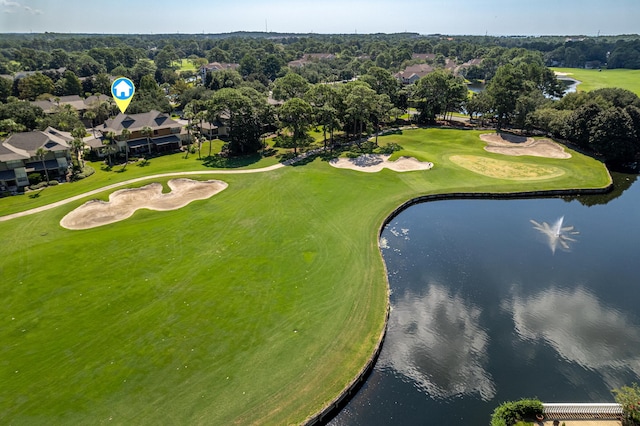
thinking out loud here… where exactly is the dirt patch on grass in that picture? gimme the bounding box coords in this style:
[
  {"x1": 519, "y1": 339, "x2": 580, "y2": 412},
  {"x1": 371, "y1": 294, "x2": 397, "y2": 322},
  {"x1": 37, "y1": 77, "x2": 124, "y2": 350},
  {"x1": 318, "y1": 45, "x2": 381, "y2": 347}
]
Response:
[
  {"x1": 480, "y1": 133, "x2": 571, "y2": 159},
  {"x1": 449, "y1": 155, "x2": 565, "y2": 180},
  {"x1": 60, "y1": 178, "x2": 227, "y2": 230},
  {"x1": 329, "y1": 154, "x2": 433, "y2": 173}
]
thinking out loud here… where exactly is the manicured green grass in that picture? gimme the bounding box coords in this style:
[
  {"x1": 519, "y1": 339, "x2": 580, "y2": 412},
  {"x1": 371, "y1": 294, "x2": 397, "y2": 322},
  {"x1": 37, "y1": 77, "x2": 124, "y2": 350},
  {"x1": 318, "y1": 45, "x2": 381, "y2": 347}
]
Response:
[
  {"x1": 172, "y1": 59, "x2": 197, "y2": 72},
  {"x1": 0, "y1": 129, "x2": 610, "y2": 425},
  {"x1": 552, "y1": 67, "x2": 640, "y2": 95},
  {"x1": 0, "y1": 143, "x2": 279, "y2": 217},
  {"x1": 385, "y1": 129, "x2": 610, "y2": 190}
]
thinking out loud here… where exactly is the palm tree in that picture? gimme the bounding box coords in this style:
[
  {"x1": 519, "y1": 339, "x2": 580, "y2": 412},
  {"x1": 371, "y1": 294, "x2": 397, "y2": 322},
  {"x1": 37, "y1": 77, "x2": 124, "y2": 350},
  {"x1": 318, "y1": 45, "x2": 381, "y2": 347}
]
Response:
[
  {"x1": 195, "y1": 111, "x2": 207, "y2": 159},
  {"x1": 71, "y1": 138, "x2": 85, "y2": 169},
  {"x1": 198, "y1": 136, "x2": 205, "y2": 160},
  {"x1": 183, "y1": 103, "x2": 195, "y2": 159},
  {"x1": 83, "y1": 110, "x2": 97, "y2": 137},
  {"x1": 35, "y1": 147, "x2": 50, "y2": 184},
  {"x1": 103, "y1": 131, "x2": 116, "y2": 167},
  {"x1": 141, "y1": 126, "x2": 153, "y2": 155},
  {"x1": 119, "y1": 128, "x2": 131, "y2": 169},
  {"x1": 205, "y1": 110, "x2": 216, "y2": 158},
  {"x1": 70, "y1": 126, "x2": 86, "y2": 169}
]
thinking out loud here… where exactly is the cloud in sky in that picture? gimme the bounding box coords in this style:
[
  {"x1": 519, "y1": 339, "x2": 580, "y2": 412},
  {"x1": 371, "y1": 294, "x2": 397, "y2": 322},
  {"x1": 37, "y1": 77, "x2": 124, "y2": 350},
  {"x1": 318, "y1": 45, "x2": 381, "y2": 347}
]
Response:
[
  {"x1": 1, "y1": 0, "x2": 42, "y2": 15},
  {"x1": 23, "y1": 5, "x2": 43, "y2": 14}
]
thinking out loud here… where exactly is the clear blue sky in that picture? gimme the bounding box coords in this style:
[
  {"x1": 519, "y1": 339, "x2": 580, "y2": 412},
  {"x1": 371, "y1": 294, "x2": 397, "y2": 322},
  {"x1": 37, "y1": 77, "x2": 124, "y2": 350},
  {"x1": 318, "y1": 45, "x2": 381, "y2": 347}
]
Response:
[{"x1": 1, "y1": 0, "x2": 639, "y2": 35}]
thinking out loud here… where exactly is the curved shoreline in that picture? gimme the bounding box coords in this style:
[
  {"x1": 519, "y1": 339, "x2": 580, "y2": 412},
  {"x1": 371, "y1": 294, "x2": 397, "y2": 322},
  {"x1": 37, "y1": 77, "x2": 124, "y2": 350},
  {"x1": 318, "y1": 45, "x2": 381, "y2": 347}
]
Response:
[
  {"x1": 380, "y1": 185, "x2": 614, "y2": 231},
  {"x1": 0, "y1": 160, "x2": 614, "y2": 424},
  {"x1": 303, "y1": 183, "x2": 613, "y2": 426},
  {"x1": 304, "y1": 227, "x2": 391, "y2": 426}
]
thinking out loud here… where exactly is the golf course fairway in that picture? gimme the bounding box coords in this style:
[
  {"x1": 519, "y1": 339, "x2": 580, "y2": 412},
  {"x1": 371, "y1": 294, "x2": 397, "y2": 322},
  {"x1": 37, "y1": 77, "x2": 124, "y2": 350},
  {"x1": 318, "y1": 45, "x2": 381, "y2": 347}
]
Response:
[{"x1": 0, "y1": 129, "x2": 611, "y2": 425}]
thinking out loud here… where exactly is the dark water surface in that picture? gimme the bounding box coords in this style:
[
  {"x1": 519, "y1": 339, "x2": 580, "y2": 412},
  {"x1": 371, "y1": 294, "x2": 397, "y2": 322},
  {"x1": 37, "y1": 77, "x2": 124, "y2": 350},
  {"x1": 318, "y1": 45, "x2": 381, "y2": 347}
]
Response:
[{"x1": 330, "y1": 175, "x2": 640, "y2": 425}]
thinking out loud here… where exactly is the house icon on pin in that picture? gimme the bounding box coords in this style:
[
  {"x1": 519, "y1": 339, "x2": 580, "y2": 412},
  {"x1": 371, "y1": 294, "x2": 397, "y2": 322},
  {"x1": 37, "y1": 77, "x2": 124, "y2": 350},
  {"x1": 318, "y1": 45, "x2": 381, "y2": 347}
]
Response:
[{"x1": 114, "y1": 80, "x2": 133, "y2": 98}]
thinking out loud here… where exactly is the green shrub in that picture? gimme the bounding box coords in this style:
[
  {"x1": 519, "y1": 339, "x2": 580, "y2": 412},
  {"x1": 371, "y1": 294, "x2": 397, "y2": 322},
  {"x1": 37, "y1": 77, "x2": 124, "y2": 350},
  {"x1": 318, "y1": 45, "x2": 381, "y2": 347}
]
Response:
[
  {"x1": 29, "y1": 181, "x2": 48, "y2": 190},
  {"x1": 272, "y1": 135, "x2": 286, "y2": 148},
  {"x1": 612, "y1": 383, "x2": 640, "y2": 426},
  {"x1": 82, "y1": 165, "x2": 95, "y2": 177},
  {"x1": 376, "y1": 142, "x2": 403, "y2": 155},
  {"x1": 48, "y1": 180, "x2": 58, "y2": 186},
  {"x1": 361, "y1": 140, "x2": 376, "y2": 153},
  {"x1": 278, "y1": 152, "x2": 296, "y2": 162},
  {"x1": 262, "y1": 148, "x2": 277, "y2": 157},
  {"x1": 72, "y1": 165, "x2": 95, "y2": 181},
  {"x1": 28, "y1": 173, "x2": 42, "y2": 184},
  {"x1": 491, "y1": 399, "x2": 543, "y2": 426}
]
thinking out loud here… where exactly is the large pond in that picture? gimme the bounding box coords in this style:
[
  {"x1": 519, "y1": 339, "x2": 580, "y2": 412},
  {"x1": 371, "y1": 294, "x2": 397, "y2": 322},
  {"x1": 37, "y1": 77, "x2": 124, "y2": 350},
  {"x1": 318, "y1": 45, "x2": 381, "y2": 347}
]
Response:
[
  {"x1": 330, "y1": 173, "x2": 640, "y2": 425},
  {"x1": 467, "y1": 77, "x2": 579, "y2": 96}
]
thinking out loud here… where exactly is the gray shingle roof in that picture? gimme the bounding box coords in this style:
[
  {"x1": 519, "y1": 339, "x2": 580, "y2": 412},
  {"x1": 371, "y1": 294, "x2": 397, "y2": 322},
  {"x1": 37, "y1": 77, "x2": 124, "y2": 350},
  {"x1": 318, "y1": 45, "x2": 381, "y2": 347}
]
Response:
[
  {"x1": 102, "y1": 110, "x2": 181, "y2": 134},
  {"x1": 3, "y1": 128, "x2": 71, "y2": 157},
  {"x1": 200, "y1": 62, "x2": 240, "y2": 72},
  {"x1": 0, "y1": 141, "x2": 29, "y2": 162},
  {"x1": 30, "y1": 95, "x2": 111, "y2": 114}
]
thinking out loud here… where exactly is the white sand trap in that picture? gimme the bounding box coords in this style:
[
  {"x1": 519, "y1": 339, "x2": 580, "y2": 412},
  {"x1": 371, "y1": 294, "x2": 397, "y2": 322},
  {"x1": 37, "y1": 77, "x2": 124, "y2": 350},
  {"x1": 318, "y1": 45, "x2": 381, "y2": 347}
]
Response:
[
  {"x1": 329, "y1": 154, "x2": 433, "y2": 173},
  {"x1": 60, "y1": 178, "x2": 227, "y2": 230},
  {"x1": 480, "y1": 133, "x2": 571, "y2": 159}
]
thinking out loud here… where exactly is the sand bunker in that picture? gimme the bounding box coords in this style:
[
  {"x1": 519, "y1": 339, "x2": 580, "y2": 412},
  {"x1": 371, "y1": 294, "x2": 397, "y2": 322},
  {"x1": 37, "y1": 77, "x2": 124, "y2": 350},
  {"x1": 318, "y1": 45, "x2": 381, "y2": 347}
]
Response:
[
  {"x1": 60, "y1": 178, "x2": 227, "y2": 230},
  {"x1": 480, "y1": 133, "x2": 571, "y2": 159},
  {"x1": 329, "y1": 154, "x2": 433, "y2": 173}
]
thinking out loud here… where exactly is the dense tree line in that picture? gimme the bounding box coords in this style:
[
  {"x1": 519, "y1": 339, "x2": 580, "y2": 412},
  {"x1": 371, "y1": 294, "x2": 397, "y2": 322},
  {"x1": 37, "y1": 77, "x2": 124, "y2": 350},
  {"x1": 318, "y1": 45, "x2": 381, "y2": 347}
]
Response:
[
  {"x1": 1, "y1": 32, "x2": 639, "y2": 164},
  {"x1": 527, "y1": 88, "x2": 640, "y2": 161},
  {"x1": 3, "y1": 33, "x2": 640, "y2": 77}
]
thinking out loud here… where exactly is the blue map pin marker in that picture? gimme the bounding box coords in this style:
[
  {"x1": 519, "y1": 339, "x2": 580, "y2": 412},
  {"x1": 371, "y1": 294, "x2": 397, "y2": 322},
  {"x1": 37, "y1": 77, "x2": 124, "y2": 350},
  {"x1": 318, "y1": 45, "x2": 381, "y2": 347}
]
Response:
[{"x1": 111, "y1": 77, "x2": 135, "y2": 114}]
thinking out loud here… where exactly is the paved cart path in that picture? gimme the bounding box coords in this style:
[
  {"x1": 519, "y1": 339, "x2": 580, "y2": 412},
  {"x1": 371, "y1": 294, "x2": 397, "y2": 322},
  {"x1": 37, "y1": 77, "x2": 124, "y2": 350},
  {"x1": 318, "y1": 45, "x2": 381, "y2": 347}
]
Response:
[{"x1": 0, "y1": 163, "x2": 286, "y2": 222}]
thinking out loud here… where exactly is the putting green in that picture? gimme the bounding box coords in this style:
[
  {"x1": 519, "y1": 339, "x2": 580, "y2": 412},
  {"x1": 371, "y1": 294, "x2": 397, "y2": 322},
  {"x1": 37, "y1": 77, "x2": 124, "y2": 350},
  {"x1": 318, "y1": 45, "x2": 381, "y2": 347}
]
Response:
[{"x1": 449, "y1": 155, "x2": 565, "y2": 180}]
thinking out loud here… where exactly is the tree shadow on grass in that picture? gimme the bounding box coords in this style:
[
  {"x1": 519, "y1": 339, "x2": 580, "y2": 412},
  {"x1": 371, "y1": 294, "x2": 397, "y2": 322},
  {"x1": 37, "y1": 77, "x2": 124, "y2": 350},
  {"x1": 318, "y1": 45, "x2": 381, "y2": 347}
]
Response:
[
  {"x1": 201, "y1": 153, "x2": 261, "y2": 168},
  {"x1": 288, "y1": 155, "x2": 317, "y2": 167},
  {"x1": 278, "y1": 148, "x2": 342, "y2": 167},
  {"x1": 137, "y1": 159, "x2": 151, "y2": 167},
  {"x1": 28, "y1": 189, "x2": 44, "y2": 198},
  {"x1": 381, "y1": 128, "x2": 404, "y2": 136}
]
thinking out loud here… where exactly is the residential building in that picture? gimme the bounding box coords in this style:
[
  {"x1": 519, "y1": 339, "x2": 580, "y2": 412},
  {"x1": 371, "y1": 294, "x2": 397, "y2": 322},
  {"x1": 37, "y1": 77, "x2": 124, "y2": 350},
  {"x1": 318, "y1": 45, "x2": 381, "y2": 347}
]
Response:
[
  {"x1": 86, "y1": 110, "x2": 185, "y2": 156},
  {"x1": 395, "y1": 58, "x2": 483, "y2": 84},
  {"x1": 0, "y1": 127, "x2": 72, "y2": 190},
  {"x1": 199, "y1": 62, "x2": 240, "y2": 82},
  {"x1": 30, "y1": 94, "x2": 111, "y2": 125},
  {"x1": 395, "y1": 63, "x2": 435, "y2": 84},
  {"x1": 197, "y1": 121, "x2": 229, "y2": 140}
]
